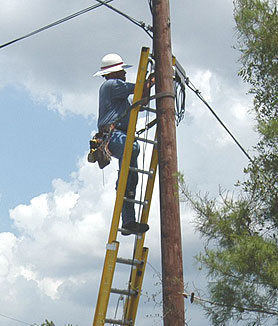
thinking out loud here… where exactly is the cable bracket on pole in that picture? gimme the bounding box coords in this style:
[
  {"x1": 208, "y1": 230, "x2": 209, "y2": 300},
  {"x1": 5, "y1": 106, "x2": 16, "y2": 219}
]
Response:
[{"x1": 131, "y1": 91, "x2": 175, "y2": 110}]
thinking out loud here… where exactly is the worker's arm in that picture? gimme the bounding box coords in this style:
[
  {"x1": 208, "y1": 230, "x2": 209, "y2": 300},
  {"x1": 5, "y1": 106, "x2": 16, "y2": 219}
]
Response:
[{"x1": 111, "y1": 79, "x2": 135, "y2": 99}]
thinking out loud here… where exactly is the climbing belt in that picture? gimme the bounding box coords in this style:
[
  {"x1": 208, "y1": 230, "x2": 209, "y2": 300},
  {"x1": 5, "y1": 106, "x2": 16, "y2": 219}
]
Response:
[{"x1": 87, "y1": 126, "x2": 114, "y2": 169}]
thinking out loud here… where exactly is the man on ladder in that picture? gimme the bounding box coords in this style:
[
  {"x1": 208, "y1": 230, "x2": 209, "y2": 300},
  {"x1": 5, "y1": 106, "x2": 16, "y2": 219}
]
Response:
[{"x1": 93, "y1": 53, "x2": 154, "y2": 235}]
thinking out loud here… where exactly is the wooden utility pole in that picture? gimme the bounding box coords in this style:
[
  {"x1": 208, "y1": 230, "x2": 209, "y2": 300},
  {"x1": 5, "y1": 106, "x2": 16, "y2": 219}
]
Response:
[{"x1": 152, "y1": 1, "x2": 185, "y2": 325}]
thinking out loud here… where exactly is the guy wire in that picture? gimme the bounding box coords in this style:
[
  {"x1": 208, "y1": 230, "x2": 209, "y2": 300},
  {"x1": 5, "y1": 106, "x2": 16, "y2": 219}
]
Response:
[{"x1": 185, "y1": 77, "x2": 253, "y2": 162}]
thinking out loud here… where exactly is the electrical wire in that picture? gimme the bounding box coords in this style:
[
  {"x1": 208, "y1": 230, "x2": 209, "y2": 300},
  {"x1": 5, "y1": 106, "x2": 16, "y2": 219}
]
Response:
[
  {"x1": 153, "y1": 55, "x2": 251, "y2": 161},
  {"x1": 112, "y1": 295, "x2": 124, "y2": 325},
  {"x1": 0, "y1": 0, "x2": 115, "y2": 49},
  {"x1": 173, "y1": 59, "x2": 187, "y2": 126},
  {"x1": 148, "y1": 0, "x2": 153, "y2": 14},
  {"x1": 123, "y1": 123, "x2": 149, "y2": 323},
  {"x1": 185, "y1": 78, "x2": 253, "y2": 162},
  {"x1": 94, "y1": 0, "x2": 153, "y2": 39},
  {"x1": 0, "y1": 313, "x2": 36, "y2": 326},
  {"x1": 174, "y1": 73, "x2": 186, "y2": 126}
]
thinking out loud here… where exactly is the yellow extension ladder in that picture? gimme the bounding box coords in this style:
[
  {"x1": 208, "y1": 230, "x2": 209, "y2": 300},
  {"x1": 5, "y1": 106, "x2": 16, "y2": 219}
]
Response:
[{"x1": 93, "y1": 47, "x2": 158, "y2": 326}]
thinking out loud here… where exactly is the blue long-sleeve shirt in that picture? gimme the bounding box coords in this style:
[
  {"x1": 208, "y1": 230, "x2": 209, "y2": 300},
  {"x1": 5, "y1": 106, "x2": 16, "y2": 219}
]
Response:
[{"x1": 97, "y1": 79, "x2": 135, "y2": 132}]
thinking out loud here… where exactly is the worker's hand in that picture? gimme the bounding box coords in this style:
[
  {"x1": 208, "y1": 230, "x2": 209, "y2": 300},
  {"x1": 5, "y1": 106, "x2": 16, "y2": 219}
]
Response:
[
  {"x1": 141, "y1": 73, "x2": 155, "y2": 103},
  {"x1": 143, "y1": 73, "x2": 155, "y2": 96},
  {"x1": 146, "y1": 73, "x2": 155, "y2": 88}
]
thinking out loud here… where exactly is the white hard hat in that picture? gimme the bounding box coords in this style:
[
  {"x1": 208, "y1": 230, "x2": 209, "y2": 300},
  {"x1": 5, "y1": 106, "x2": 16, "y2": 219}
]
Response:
[{"x1": 93, "y1": 53, "x2": 132, "y2": 77}]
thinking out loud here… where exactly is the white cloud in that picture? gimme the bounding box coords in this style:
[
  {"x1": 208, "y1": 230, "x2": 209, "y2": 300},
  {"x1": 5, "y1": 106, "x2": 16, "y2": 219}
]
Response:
[
  {"x1": 0, "y1": 232, "x2": 18, "y2": 281},
  {"x1": 0, "y1": 139, "x2": 204, "y2": 324},
  {"x1": 0, "y1": 150, "x2": 167, "y2": 325},
  {"x1": 231, "y1": 102, "x2": 249, "y2": 121},
  {"x1": 10, "y1": 194, "x2": 49, "y2": 234},
  {"x1": 0, "y1": 0, "x2": 151, "y2": 118},
  {"x1": 7, "y1": 160, "x2": 101, "y2": 271}
]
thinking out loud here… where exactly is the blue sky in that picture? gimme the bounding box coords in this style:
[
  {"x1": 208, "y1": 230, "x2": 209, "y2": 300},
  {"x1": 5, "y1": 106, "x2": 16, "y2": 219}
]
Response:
[
  {"x1": 0, "y1": 86, "x2": 94, "y2": 232},
  {"x1": 0, "y1": 1, "x2": 258, "y2": 326}
]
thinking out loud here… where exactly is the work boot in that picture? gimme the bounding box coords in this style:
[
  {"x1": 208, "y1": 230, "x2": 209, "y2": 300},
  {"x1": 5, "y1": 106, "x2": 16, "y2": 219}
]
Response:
[
  {"x1": 121, "y1": 229, "x2": 132, "y2": 236},
  {"x1": 121, "y1": 221, "x2": 149, "y2": 236},
  {"x1": 125, "y1": 190, "x2": 135, "y2": 199}
]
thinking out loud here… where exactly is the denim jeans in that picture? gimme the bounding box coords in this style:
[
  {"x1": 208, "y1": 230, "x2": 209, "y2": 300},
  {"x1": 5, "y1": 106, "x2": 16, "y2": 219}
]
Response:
[{"x1": 108, "y1": 130, "x2": 140, "y2": 225}]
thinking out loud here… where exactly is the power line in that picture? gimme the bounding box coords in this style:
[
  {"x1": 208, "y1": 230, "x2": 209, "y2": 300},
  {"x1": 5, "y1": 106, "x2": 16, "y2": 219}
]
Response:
[
  {"x1": 0, "y1": 0, "x2": 115, "y2": 49},
  {"x1": 185, "y1": 77, "x2": 253, "y2": 162},
  {"x1": 0, "y1": 0, "x2": 250, "y2": 163},
  {"x1": 148, "y1": 0, "x2": 153, "y2": 14},
  {"x1": 0, "y1": 312, "x2": 36, "y2": 326},
  {"x1": 95, "y1": 0, "x2": 153, "y2": 38}
]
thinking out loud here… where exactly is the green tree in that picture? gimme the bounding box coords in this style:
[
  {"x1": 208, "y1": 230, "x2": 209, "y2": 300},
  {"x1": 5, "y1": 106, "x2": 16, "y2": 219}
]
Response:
[
  {"x1": 40, "y1": 320, "x2": 78, "y2": 326},
  {"x1": 180, "y1": 0, "x2": 278, "y2": 325},
  {"x1": 41, "y1": 321, "x2": 55, "y2": 326}
]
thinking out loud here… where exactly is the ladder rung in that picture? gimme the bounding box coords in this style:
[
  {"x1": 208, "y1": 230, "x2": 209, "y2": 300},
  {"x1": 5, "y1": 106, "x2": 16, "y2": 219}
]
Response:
[
  {"x1": 111, "y1": 288, "x2": 138, "y2": 296},
  {"x1": 129, "y1": 167, "x2": 154, "y2": 177},
  {"x1": 105, "y1": 319, "x2": 133, "y2": 326},
  {"x1": 141, "y1": 106, "x2": 156, "y2": 113},
  {"x1": 135, "y1": 136, "x2": 157, "y2": 145},
  {"x1": 124, "y1": 197, "x2": 148, "y2": 207},
  {"x1": 116, "y1": 257, "x2": 143, "y2": 266}
]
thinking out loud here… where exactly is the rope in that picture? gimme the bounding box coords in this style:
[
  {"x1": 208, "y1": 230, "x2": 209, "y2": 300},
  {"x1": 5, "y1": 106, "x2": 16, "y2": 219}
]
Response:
[
  {"x1": 135, "y1": 60, "x2": 155, "y2": 220},
  {"x1": 136, "y1": 119, "x2": 157, "y2": 135},
  {"x1": 131, "y1": 91, "x2": 176, "y2": 110},
  {"x1": 111, "y1": 91, "x2": 174, "y2": 132},
  {"x1": 123, "y1": 112, "x2": 151, "y2": 325},
  {"x1": 112, "y1": 295, "x2": 124, "y2": 325}
]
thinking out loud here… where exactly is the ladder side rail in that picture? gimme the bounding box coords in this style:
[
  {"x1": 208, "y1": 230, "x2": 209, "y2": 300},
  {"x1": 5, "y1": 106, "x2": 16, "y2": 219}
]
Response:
[
  {"x1": 139, "y1": 131, "x2": 158, "y2": 227},
  {"x1": 93, "y1": 242, "x2": 119, "y2": 326},
  {"x1": 124, "y1": 247, "x2": 149, "y2": 322},
  {"x1": 108, "y1": 46, "x2": 150, "y2": 244},
  {"x1": 124, "y1": 131, "x2": 159, "y2": 322}
]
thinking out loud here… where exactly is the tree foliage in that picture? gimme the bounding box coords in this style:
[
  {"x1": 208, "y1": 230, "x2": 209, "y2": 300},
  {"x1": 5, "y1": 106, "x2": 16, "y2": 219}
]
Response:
[
  {"x1": 40, "y1": 320, "x2": 77, "y2": 326},
  {"x1": 41, "y1": 321, "x2": 55, "y2": 326},
  {"x1": 180, "y1": 1, "x2": 278, "y2": 325}
]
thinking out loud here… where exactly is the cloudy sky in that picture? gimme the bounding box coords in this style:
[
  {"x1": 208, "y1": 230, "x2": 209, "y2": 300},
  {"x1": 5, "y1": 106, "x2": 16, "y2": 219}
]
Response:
[{"x1": 0, "y1": 1, "x2": 257, "y2": 325}]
